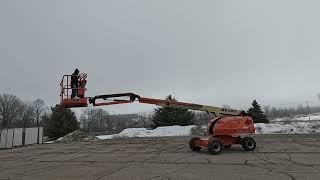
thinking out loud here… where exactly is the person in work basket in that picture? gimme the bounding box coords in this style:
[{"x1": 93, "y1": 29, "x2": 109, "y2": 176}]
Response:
[{"x1": 70, "y1": 68, "x2": 80, "y2": 99}]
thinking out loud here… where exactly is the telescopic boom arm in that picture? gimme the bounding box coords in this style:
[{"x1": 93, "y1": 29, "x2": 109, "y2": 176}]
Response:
[
  {"x1": 88, "y1": 93, "x2": 245, "y2": 117},
  {"x1": 59, "y1": 73, "x2": 245, "y2": 117}
]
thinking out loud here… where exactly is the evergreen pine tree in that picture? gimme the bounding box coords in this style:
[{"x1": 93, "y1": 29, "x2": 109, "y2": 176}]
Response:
[
  {"x1": 43, "y1": 106, "x2": 79, "y2": 139},
  {"x1": 247, "y1": 100, "x2": 269, "y2": 123},
  {"x1": 152, "y1": 95, "x2": 194, "y2": 128}
]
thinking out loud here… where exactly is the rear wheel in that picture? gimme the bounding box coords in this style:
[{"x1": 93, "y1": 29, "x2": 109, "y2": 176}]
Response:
[
  {"x1": 207, "y1": 138, "x2": 222, "y2": 155},
  {"x1": 241, "y1": 137, "x2": 256, "y2": 151},
  {"x1": 189, "y1": 137, "x2": 201, "y2": 151}
]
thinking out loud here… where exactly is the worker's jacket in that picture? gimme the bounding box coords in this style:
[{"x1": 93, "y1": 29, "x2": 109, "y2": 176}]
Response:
[{"x1": 71, "y1": 74, "x2": 79, "y2": 88}]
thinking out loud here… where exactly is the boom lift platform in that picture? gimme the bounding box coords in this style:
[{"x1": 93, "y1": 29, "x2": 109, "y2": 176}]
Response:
[
  {"x1": 59, "y1": 73, "x2": 256, "y2": 154},
  {"x1": 60, "y1": 74, "x2": 88, "y2": 108}
]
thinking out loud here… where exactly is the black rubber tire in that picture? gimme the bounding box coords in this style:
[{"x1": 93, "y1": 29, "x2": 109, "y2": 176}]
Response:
[
  {"x1": 189, "y1": 137, "x2": 201, "y2": 152},
  {"x1": 223, "y1": 145, "x2": 232, "y2": 149},
  {"x1": 207, "y1": 138, "x2": 222, "y2": 155},
  {"x1": 241, "y1": 137, "x2": 256, "y2": 151}
]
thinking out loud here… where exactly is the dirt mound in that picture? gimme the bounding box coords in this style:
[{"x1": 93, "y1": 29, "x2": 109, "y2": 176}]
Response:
[{"x1": 55, "y1": 130, "x2": 99, "y2": 143}]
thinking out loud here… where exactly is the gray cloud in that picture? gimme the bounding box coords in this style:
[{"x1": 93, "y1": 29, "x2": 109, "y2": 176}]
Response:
[{"x1": 1, "y1": 0, "x2": 320, "y2": 113}]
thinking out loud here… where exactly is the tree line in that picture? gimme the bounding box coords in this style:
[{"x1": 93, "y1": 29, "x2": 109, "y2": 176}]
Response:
[
  {"x1": 0, "y1": 94, "x2": 47, "y2": 129},
  {"x1": 263, "y1": 105, "x2": 320, "y2": 119},
  {"x1": 80, "y1": 108, "x2": 153, "y2": 134},
  {"x1": 0, "y1": 94, "x2": 79, "y2": 140},
  {"x1": 9, "y1": 93, "x2": 315, "y2": 140}
]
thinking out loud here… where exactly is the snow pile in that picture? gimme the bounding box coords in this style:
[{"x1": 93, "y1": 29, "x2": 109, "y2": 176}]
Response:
[
  {"x1": 97, "y1": 123, "x2": 320, "y2": 140},
  {"x1": 96, "y1": 115, "x2": 320, "y2": 140},
  {"x1": 273, "y1": 113, "x2": 320, "y2": 122},
  {"x1": 259, "y1": 113, "x2": 320, "y2": 134},
  {"x1": 54, "y1": 130, "x2": 99, "y2": 143},
  {"x1": 255, "y1": 123, "x2": 295, "y2": 134},
  {"x1": 296, "y1": 113, "x2": 320, "y2": 121},
  {"x1": 96, "y1": 125, "x2": 195, "y2": 140},
  {"x1": 255, "y1": 122, "x2": 320, "y2": 134}
]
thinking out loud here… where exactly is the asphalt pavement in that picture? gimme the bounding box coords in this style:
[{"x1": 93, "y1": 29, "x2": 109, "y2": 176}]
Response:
[{"x1": 1, "y1": 134, "x2": 320, "y2": 180}]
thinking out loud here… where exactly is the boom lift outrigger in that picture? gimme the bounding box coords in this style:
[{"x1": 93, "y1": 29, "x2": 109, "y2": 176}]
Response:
[{"x1": 59, "y1": 73, "x2": 256, "y2": 154}]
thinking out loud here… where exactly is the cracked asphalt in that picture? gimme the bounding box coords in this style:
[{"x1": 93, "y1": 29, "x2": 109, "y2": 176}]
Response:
[{"x1": 1, "y1": 134, "x2": 320, "y2": 180}]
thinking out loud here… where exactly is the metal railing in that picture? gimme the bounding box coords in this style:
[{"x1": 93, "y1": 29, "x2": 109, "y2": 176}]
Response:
[{"x1": 60, "y1": 74, "x2": 87, "y2": 100}]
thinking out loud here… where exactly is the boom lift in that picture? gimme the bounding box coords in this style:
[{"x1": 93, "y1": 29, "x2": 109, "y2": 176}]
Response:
[{"x1": 59, "y1": 73, "x2": 256, "y2": 154}]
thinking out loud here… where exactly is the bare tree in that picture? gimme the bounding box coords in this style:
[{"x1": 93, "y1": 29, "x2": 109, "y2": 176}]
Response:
[
  {"x1": 222, "y1": 105, "x2": 231, "y2": 109},
  {"x1": 19, "y1": 102, "x2": 35, "y2": 128},
  {"x1": 263, "y1": 106, "x2": 271, "y2": 118},
  {"x1": 104, "y1": 115, "x2": 118, "y2": 133},
  {"x1": 33, "y1": 99, "x2": 46, "y2": 143},
  {"x1": 96, "y1": 109, "x2": 108, "y2": 130},
  {"x1": 80, "y1": 108, "x2": 93, "y2": 132},
  {"x1": 33, "y1": 99, "x2": 46, "y2": 125},
  {"x1": 80, "y1": 108, "x2": 109, "y2": 132},
  {"x1": 193, "y1": 112, "x2": 211, "y2": 125},
  {"x1": 0, "y1": 94, "x2": 23, "y2": 128},
  {"x1": 138, "y1": 112, "x2": 154, "y2": 129}
]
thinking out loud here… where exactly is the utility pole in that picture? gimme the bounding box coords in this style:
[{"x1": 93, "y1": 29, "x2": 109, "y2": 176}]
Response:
[{"x1": 306, "y1": 100, "x2": 311, "y2": 121}]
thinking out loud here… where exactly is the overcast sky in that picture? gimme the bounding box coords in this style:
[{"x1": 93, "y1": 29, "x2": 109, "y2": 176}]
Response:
[{"x1": 1, "y1": 0, "x2": 320, "y2": 114}]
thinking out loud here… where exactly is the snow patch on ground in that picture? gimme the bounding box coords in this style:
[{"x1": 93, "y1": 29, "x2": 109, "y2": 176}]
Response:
[
  {"x1": 255, "y1": 123, "x2": 294, "y2": 134},
  {"x1": 273, "y1": 113, "x2": 320, "y2": 122},
  {"x1": 255, "y1": 122, "x2": 320, "y2": 134},
  {"x1": 43, "y1": 140, "x2": 56, "y2": 144},
  {"x1": 96, "y1": 125, "x2": 195, "y2": 140},
  {"x1": 97, "y1": 122, "x2": 320, "y2": 140},
  {"x1": 297, "y1": 113, "x2": 320, "y2": 121},
  {"x1": 262, "y1": 113, "x2": 320, "y2": 134}
]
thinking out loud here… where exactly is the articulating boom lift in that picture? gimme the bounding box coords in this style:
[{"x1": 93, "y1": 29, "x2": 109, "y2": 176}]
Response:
[{"x1": 60, "y1": 73, "x2": 256, "y2": 154}]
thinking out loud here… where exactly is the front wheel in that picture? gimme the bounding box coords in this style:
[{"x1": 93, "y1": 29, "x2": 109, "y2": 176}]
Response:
[
  {"x1": 241, "y1": 137, "x2": 256, "y2": 151},
  {"x1": 207, "y1": 138, "x2": 222, "y2": 155},
  {"x1": 189, "y1": 137, "x2": 201, "y2": 151}
]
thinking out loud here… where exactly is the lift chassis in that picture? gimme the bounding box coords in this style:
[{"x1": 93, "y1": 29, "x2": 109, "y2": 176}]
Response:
[{"x1": 59, "y1": 74, "x2": 256, "y2": 154}]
